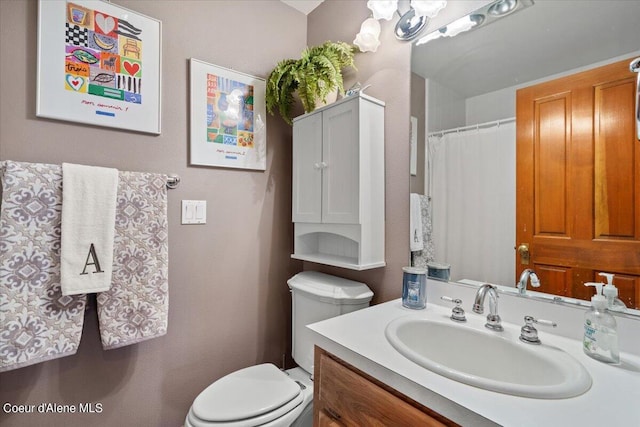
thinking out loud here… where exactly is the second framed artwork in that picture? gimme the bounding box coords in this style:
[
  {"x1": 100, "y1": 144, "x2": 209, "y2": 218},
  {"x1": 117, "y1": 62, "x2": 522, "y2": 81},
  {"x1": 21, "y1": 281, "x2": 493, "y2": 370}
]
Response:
[{"x1": 189, "y1": 59, "x2": 266, "y2": 170}]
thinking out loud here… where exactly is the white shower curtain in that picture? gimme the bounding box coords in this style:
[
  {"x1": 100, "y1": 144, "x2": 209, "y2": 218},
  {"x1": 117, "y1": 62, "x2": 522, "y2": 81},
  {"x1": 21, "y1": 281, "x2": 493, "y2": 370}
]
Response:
[{"x1": 428, "y1": 121, "x2": 515, "y2": 287}]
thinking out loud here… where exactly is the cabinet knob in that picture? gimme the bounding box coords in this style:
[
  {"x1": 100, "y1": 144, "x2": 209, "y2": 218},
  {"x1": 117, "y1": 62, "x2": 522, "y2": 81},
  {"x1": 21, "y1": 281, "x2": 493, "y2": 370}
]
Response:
[{"x1": 314, "y1": 162, "x2": 328, "y2": 170}]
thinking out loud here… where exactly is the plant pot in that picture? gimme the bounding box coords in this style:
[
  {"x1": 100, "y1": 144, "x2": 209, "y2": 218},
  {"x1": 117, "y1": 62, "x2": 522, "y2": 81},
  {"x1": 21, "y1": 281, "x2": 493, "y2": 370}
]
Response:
[{"x1": 315, "y1": 89, "x2": 339, "y2": 109}]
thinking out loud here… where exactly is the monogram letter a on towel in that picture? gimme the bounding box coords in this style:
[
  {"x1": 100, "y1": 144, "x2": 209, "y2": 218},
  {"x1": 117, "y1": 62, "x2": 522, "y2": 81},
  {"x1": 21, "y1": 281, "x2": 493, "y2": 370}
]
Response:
[{"x1": 61, "y1": 163, "x2": 119, "y2": 295}]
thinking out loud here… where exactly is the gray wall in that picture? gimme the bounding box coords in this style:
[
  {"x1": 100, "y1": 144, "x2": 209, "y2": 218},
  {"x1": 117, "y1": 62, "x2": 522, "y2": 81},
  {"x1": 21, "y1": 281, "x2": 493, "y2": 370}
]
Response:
[
  {"x1": 305, "y1": 0, "x2": 411, "y2": 303},
  {"x1": 410, "y1": 72, "x2": 425, "y2": 195},
  {"x1": 426, "y1": 79, "x2": 466, "y2": 133},
  {"x1": 0, "y1": 0, "x2": 412, "y2": 425}
]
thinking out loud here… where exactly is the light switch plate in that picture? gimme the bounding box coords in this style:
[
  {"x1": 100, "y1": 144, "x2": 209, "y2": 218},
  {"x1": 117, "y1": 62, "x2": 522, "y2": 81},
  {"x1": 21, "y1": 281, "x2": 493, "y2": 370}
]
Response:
[{"x1": 182, "y1": 200, "x2": 207, "y2": 224}]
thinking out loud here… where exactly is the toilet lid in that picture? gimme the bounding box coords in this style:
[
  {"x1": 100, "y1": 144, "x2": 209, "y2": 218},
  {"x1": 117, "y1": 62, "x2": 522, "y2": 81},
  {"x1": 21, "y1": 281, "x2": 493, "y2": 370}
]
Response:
[{"x1": 192, "y1": 363, "x2": 302, "y2": 423}]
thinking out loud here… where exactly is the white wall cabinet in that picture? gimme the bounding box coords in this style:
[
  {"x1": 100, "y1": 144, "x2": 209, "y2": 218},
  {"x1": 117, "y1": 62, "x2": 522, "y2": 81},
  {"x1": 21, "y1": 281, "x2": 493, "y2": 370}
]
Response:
[{"x1": 291, "y1": 94, "x2": 385, "y2": 270}]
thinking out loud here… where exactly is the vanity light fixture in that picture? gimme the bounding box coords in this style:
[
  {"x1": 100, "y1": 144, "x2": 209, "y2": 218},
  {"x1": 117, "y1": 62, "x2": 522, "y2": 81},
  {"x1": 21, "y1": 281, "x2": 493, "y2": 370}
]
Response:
[
  {"x1": 394, "y1": 8, "x2": 428, "y2": 41},
  {"x1": 367, "y1": 0, "x2": 399, "y2": 20},
  {"x1": 411, "y1": 0, "x2": 447, "y2": 19},
  {"x1": 354, "y1": 18, "x2": 382, "y2": 52},
  {"x1": 355, "y1": 0, "x2": 448, "y2": 51},
  {"x1": 488, "y1": 0, "x2": 518, "y2": 16},
  {"x1": 416, "y1": 0, "x2": 534, "y2": 46},
  {"x1": 416, "y1": 13, "x2": 483, "y2": 45}
]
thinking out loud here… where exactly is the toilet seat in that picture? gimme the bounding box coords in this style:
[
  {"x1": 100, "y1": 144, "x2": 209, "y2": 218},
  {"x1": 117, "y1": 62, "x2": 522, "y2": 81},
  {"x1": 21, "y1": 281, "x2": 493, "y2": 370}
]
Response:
[{"x1": 187, "y1": 363, "x2": 304, "y2": 427}]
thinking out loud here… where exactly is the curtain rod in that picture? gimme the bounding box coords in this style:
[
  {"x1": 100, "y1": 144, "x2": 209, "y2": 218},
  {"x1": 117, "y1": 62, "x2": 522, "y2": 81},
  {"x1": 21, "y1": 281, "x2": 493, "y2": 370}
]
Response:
[{"x1": 427, "y1": 117, "x2": 515, "y2": 138}]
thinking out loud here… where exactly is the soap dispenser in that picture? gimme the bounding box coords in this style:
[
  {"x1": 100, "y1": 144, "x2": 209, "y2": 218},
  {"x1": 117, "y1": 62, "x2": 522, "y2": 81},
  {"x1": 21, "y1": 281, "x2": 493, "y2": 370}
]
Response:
[
  {"x1": 583, "y1": 282, "x2": 620, "y2": 364},
  {"x1": 599, "y1": 272, "x2": 627, "y2": 312}
]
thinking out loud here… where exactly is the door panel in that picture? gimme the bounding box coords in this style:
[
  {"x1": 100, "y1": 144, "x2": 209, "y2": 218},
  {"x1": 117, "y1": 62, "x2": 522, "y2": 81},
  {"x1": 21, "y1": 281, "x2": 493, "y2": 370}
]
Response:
[
  {"x1": 534, "y1": 264, "x2": 570, "y2": 297},
  {"x1": 594, "y1": 79, "x2": 637, "y2": 239},
  {"x1": 516, "y1": 58, "x2": 640, "y2": 308},
  {"x1": 534, "y1": 94, "x2": 570, "y2": 236}
]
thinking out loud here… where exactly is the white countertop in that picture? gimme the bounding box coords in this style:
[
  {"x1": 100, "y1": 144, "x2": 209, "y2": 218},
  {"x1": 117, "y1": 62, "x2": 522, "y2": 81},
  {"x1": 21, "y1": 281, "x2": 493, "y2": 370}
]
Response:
[{"x1": 308, "y1": 297, "x2": 640, "y2": 426}]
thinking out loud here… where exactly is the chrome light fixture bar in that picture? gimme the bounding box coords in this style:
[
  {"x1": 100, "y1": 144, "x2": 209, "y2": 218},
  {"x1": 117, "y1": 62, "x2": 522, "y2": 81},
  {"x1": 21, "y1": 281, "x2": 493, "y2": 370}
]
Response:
[
  {"x1": 395, "y1": 8, "x2": 428, "y2": 41},
  {"x1": 394, "y1": 0, "x2": 447, "y2": 41},
  {"x1": 355, "y1": 0, "x2": 448, "y2": 52},
  {"x1": 416, "y1": 0, "x2": 534, "y2": 46}
]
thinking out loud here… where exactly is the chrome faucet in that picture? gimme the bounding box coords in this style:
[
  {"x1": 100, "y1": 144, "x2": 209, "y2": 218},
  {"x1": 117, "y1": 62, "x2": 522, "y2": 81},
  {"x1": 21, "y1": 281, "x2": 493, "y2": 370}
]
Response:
[
  {"x1": 473, "y1": 284, "x2": 503, "y2": 331},
  {"x1": 518, "y1": 269, "x2": 541, "y2": 295}
]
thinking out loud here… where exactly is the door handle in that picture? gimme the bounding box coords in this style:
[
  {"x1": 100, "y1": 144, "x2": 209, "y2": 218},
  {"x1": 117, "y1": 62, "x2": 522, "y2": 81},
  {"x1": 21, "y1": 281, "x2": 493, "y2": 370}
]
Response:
[{"x1": 517, "y1": 243, "x2": 530, "y2": 265}]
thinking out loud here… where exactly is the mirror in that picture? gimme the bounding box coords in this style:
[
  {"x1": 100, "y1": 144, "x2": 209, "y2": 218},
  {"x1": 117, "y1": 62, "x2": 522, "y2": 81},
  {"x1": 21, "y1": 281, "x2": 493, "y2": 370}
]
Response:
[{"x1": 410, "y1": 0, "x2": 640, "y2": 314}]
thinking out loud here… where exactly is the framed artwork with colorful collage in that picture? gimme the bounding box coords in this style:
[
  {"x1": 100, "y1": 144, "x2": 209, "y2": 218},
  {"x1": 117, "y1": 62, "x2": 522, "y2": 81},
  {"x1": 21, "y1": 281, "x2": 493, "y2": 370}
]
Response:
[
  {"x1": 189, "y1": 59, "x2": 267, "y2": 170},
  {"x1": 37, "y1": 0, "x2": 162, "y2": 134}
]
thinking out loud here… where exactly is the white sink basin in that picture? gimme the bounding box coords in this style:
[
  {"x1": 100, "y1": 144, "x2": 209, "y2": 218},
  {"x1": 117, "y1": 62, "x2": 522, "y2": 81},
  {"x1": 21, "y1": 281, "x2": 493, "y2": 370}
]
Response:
[{"x1": 385, "y1": 316, "x2": 592, "y2": 399}]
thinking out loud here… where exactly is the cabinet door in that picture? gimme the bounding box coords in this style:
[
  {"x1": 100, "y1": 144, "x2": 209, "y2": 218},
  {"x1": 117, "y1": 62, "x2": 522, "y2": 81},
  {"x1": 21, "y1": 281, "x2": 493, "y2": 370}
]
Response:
[
  {"x1": 318, "y1": 409, "x2": 346, "y2": 427},
  {"x1": 322, "y1": 100, "x2": 360, "y2": 224},
  {"x1": 293, "y1": 112, "x2": 323, "y2": 223},
  {"x1": 315, "y1": 349, "x2": 453, "y2": 427}
]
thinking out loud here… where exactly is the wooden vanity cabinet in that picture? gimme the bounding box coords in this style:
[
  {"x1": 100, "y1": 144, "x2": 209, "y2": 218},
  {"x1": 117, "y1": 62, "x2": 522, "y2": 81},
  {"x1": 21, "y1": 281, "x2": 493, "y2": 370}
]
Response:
[{"x1": 314, "y1": 347, "x2": 458, "y2": 427}]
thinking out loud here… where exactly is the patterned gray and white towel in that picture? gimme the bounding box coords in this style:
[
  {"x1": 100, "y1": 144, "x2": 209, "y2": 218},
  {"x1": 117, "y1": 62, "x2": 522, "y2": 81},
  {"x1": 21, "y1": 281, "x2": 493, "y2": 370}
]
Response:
[
  {"x1": 97, "y1": 171, "x2": 169, "y2": 350},
  {"x1": 0, "y1": 161, "x2": 87, "y2": 372},
  {"x1": 412, "y1": 194, "x2": 435, "y2": 269}
]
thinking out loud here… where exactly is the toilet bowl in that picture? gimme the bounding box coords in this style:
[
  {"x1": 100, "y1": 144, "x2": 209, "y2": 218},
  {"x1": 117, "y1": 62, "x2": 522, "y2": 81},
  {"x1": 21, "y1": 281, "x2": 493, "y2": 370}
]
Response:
[
  {"x1": 185, "y1": 365, "x2": 313, "y2": 427},
  {"x1": 184, "y1": 272, "x2": 373, "y2": 427}
]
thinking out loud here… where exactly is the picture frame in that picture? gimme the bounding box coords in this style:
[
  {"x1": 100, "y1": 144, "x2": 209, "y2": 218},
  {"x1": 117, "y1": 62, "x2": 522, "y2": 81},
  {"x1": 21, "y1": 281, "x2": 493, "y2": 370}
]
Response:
[
  {"x1": 410, "y1": 116, "x2": 418, "y2": 176},
  {"x1": 37, "y1": 0, "x2": 162, "y2": 134},
  {"x1": 189, "y1": 58, "x2": 267, "y2": 171}
]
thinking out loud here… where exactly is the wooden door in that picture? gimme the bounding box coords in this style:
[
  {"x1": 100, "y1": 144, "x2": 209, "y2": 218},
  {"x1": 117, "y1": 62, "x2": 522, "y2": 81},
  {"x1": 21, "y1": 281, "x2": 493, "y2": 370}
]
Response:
[{"x1": 516, "y1": 58, "x2": 640, "y2": 309}]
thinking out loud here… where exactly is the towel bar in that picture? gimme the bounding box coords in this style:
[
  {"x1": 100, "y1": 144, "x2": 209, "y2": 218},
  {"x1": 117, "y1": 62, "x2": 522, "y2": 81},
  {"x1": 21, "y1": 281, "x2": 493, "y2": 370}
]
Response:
[{"x1": 166, "y1": 174, "x2": 180, "y2": 189}]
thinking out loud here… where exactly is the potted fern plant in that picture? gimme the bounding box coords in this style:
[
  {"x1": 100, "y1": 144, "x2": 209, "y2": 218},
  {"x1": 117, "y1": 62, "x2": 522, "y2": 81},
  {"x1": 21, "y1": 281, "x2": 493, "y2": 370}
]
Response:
[{"x1": 266, "y1": 41, "x2": 356, "y2": 124}]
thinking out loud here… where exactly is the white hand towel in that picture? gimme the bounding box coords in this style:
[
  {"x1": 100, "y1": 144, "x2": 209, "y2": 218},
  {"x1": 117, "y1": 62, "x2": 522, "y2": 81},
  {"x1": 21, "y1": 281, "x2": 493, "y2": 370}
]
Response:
[
  {"x1": 410, "y1": 193, "x2": 424, "y2": 252},
  {"x1": 61, "y1": 163, "x2": 118, "y2": 296}
]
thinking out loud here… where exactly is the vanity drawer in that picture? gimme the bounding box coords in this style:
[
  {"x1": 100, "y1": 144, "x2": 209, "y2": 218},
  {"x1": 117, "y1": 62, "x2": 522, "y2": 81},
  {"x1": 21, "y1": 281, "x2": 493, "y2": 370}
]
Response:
[{"x1": 314, "y1": 347, "x2": 456, "y2": 427}]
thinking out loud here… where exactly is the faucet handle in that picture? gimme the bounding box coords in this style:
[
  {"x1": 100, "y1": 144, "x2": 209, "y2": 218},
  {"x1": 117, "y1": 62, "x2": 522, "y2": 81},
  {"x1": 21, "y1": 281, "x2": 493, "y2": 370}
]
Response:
[
  {"x1": 530, "y1": 272, "x2": 541, "y2": 288},
  {"x1": 440, "y1": 296, "x2": 467, "y2": 322},
  {"x1": 520, "y1": 315, "x2": 557, "y2": 344}
]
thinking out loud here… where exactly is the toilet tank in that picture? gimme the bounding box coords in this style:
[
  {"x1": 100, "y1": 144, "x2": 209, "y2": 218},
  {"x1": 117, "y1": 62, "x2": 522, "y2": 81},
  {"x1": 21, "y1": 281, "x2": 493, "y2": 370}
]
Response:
[{"x1": 287, "y1": 271, "x2": 373, "y2": 374}]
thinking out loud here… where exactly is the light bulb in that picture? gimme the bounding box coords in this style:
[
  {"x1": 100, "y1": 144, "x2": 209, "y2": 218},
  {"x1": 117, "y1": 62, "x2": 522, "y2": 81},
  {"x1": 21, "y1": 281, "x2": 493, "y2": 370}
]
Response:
[
  {"x1": 443, "y1": 15, "x2": 476, "y2": 37},
  {"x1": 227, "y1": 89, "x2": 244, "y2": 105},
  {"x1": 411, "y1": 0, "x2": 447, "y2": 18},
  {"x1": 354, "y1": 18, "x2": 381, "y2": 52},
  {"x1": 366, "y1": 0, "x2": 398, "y2": 21}
]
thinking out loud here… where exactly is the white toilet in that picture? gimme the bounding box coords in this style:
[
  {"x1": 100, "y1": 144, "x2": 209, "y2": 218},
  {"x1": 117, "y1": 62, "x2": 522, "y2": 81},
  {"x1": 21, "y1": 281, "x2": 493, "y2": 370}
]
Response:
[{"x1": 184, "y1": 271, "x2": 373, "y2": 427}]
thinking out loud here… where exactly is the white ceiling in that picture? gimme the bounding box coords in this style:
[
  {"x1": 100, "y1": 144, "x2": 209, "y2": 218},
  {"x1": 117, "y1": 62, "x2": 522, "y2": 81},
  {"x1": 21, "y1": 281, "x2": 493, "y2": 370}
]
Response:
[
  {"x1": 280, "y1": 0, "x2": 325, "y2": 15},
  {"x1": 412, "y1": 0, "x2": 640, "y2": 98}
]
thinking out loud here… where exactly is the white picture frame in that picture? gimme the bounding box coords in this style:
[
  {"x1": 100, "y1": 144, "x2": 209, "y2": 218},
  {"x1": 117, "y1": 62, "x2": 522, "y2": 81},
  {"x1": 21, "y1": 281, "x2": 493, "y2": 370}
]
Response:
[
  {"x1": 410, "y1": 116, "x2": 418, "y2": 176},
  {"x1": 37, "y1": 0, "x2": 162, "y2": 134},
  {"x1": 189, "y1": 58, "x2": 267, "y2": 171}
]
